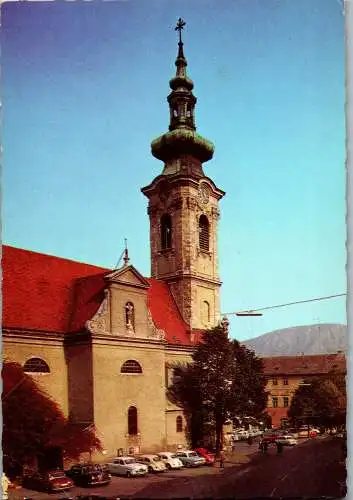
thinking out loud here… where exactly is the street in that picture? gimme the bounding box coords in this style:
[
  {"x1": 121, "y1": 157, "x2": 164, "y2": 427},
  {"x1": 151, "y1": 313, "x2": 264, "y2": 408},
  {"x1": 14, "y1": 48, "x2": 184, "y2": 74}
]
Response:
[{"x1": 8, "y1": 436, "x2": 346, "y2": 499}]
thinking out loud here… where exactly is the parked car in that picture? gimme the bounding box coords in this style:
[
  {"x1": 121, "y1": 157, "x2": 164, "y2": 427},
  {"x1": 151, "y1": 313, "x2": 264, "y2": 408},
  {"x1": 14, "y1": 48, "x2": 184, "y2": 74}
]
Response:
[
  {"x1": 175, "y1": 450, "x2": 206, "y2": 467},
  {"x1": 262, "y1": 430, "x2": 283, "y2": 443},
  {"x1": 66, "y1": 464, "x2": 111, "y2": 487},
  {"x1": 22, "y1": 470, "x2": 73, "y2": 493},
  {"x1": 135, "y1": 455, "x2": 166, "y2": 473},
  {"x1": 157, "y1": 452, "x2": 184, "y2": 470},
  {"x1": 194, "y1": 448, "x2": 215, "y2": 465},
  {"x1": 76, "y1": 496, "x2": 121, "y2": 500},
  {"x1": 232, "y1": 429, "x2": 249, "y2": 441},
  {"x1": 276, "y1": 433, "x2": 298, "y2": 446},
  {"x1": 298, "y1": 427, "x2": 318, "y2": 438},
  {"x1": 105, "y1": 456, "x2": 148, "y2": 477}
]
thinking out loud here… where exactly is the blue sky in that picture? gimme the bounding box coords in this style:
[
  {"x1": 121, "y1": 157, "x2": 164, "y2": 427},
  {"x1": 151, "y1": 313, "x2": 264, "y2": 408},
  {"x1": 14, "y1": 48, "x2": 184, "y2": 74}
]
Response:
[{"x1": 2, "y1": 0, "x2": 346, "y2": 341}]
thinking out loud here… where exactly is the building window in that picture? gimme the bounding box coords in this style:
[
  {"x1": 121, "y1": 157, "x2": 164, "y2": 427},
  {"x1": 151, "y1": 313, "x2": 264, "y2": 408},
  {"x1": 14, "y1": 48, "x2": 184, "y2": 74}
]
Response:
[
  {"x1": 125, "y1": 302, "x2": 135, "y2": 330},
  {"x1": 272, "y1": 397, "x2": 278, "y2": 408},
  {"x1": 128, "y1": 406, "x2": 138, "y2": 435},
  {"x1": 199, "y1": 215, "x2": 209, "y2": 251},
  {"x1": 176, "y1": 416, "x2": 183, "y2": 433},
  {"x1": 202, "y1": 300, "x2": 210, "y2": 325},
  {"x1": 23, "y1": 358, "x2": 50, "y2": 373},
  {"x1": 283, "y1": 378, "x2": 288, "y2": 385},
  {"x1": 121, "y1": 360, "x2": 142, "y2": 374},
  {"x1": 283, "y1": 397, "x2": 289, "y2": 408},
  {"x1": 161, "y1": 214, "x2": 172, "y2": 250},
  {"x1": 272, "y1": 378, "x2": 278, "y2": 385}
]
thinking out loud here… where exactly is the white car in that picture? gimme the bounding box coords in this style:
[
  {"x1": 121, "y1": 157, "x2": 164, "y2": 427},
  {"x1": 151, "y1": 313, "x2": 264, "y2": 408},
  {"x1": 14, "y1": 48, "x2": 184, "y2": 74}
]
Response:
[
  {"x1": 157, "y1": 452, "x2": 184, "y2": 470},
  {"x1": 136, "y1": 455, "x2": 167, "y2": 473},
  {"x1": 175, "y1": 450, "x2": 206, "y2": 467},
  {"x1": 276, "y1": 434, "x2": 297, "y2": 446},
  {"x1": 106, "y1": 456, "x2": 148, "y2": 477}
]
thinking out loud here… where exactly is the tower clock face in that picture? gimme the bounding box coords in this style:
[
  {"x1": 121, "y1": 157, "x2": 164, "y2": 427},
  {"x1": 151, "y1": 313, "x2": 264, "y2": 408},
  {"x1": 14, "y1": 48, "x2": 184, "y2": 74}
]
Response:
[{"x1": 198, "y1": 184, "x2": 210, "y2": 205}]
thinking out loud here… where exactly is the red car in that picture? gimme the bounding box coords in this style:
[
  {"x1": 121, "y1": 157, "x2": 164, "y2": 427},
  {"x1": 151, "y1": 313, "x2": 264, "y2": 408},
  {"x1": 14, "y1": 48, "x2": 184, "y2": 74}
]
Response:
[
  {"x1": 194, "y1": 448, "x2": 215, "y2": 465},
  {"x1": 22, "y1": 470, "x2": 73, "y2": 493}
]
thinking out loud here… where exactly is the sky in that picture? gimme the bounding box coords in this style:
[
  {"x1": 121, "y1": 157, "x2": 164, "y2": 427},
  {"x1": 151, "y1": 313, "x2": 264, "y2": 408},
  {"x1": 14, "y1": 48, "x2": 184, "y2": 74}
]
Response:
[{"x1": 2, "y1": 0, "x2": 346, "y2": 341}]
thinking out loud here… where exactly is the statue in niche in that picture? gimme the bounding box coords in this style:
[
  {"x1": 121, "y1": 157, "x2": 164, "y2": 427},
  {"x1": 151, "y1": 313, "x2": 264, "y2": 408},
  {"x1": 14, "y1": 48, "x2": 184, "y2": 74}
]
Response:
[{"x1": 125, "y1": 302, "x2": 135, "y2": 334}]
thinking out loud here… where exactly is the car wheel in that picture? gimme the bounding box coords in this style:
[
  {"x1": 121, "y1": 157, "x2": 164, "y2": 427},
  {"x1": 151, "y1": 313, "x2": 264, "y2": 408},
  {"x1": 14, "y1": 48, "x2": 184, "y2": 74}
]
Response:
[
  {"x1": 148, "y1": 466, "x2": 153, "y2": 473},
  {"x1": 126, "y1": 471, "x2": 132, "y2": 478},
  {"x1": 166, "y1": 464, "x2": 172, "y2": 470}
]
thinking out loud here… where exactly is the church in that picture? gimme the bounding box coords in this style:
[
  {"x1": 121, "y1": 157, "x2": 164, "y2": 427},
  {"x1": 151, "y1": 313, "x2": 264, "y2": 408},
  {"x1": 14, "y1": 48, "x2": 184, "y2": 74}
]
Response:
[{"x1": 3, "y1": 20, "x2": 226, "y2": 460}]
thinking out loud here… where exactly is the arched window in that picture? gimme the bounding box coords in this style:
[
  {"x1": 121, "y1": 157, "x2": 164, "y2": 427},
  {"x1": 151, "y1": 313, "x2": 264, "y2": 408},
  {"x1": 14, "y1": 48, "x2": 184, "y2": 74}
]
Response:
[
  {"x1": 176, "y1": 415, "x2": 183, "y2": 433},
  {"x1": 121, "y1": 360, "x2": 142, "y2": 374},
  {"x1": 199, "y1": 215, "x2": 209, "y2": 251},
  {"x1": 203, "y1": 300, "x2": 210, "y2": 325},
  {"x1": 161, "y1": 214, "x2": 172, "y2": 250},
  {"x1": 128, "y1": 406, "x2": 138, "y2": 435},
  {"x1": 125, "y1": 302, "x2": 135, "y2": 330},
  {"x1": 23, "y1": 358, "x2": 50, "y2": 373}
]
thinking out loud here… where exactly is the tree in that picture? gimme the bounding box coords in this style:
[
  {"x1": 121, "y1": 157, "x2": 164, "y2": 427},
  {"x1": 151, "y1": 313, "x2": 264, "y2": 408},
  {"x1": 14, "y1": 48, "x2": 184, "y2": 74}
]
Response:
[
  {"x1": 288, "y1": 374, "x2": 346, "y2": 429},
  {"x1": 167, "y1": 326, "x2": 267, "y2": 454},
  {"x1": 2, "y1": 361, "x2": 102, "y2": 475}
]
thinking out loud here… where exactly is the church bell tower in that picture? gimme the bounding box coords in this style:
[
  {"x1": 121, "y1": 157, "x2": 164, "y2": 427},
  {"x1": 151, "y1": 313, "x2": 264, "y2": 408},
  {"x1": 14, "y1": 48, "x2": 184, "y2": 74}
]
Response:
[{"x1": 141, "y1": 19, "x2": 225, "y2": 330}]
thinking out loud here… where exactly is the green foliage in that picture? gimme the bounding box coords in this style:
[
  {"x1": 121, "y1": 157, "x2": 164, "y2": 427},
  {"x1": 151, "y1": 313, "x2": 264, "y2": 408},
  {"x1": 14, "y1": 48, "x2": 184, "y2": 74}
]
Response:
[
  {"x1": 2, "y1": 361, "x2": 102, "y2": 473},
  {"x1": 288, "y1": 373, "x2": 346, "y2": 428},
  {"x1": 167, "y1": 326, "x2": 267, "y2": 453}
]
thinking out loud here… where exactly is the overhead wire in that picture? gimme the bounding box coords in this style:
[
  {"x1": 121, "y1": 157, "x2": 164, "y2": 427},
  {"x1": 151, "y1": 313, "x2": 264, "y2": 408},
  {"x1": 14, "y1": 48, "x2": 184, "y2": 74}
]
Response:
[{"x1": 223, "y1": 293, "x2": 346, "y2": 316}]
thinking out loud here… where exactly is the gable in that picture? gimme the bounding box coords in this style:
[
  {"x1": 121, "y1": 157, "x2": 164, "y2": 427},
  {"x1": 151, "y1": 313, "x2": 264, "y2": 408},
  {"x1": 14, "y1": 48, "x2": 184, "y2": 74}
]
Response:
[{"x1": 105, "y1": 266, "x2": 150, "y2": 289}]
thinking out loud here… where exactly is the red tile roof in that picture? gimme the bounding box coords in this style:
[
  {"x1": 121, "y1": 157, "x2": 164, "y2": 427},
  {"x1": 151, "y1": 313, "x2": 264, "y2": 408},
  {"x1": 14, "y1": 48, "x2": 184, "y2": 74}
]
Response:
[
  {"x1": 2, "y1": 245, "x2": 194, "y2": 345},
  {"x1": 262, "y1": 353, "x2": 346, "y2": 376}
]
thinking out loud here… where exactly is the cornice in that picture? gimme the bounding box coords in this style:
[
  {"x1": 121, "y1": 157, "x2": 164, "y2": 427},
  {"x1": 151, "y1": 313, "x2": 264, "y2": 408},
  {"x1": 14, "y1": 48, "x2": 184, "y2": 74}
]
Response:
[{"x1": 3, "y1": 327, "x2": 66, "y2": 343}]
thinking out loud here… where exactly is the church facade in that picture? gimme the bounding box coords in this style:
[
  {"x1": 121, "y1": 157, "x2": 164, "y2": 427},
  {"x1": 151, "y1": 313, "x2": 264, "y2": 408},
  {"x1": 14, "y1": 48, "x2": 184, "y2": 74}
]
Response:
[{"x1": 3, "y1": 21, "x2": 226, "y2": 461}]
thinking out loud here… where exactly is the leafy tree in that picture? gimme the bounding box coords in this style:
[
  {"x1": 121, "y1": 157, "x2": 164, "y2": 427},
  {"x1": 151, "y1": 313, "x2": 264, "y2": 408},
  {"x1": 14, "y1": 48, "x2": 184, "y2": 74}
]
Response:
[
  {"x1": 288, "y1": 374, "x2": 346, "y2": 429},
  {"x1": 2, "y1": 361, "x2": 102, "y2": 475},
  {"x1": 167, "y1": 326, "x2": 267, "y2": 454}
]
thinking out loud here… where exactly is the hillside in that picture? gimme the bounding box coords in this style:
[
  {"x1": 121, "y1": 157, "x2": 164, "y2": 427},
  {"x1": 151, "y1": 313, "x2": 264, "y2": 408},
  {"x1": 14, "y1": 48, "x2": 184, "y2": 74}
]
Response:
[{"x1": 241, "y1": 323, "x2": 347, "y2": 357}]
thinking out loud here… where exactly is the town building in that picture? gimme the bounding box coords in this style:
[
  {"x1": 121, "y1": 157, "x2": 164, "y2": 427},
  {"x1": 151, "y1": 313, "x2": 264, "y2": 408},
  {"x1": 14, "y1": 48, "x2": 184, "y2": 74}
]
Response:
[
  {"x1": 262, "y1": 352, "x2": 346, "y2": 428},
  {"x1": 3, "y1": 21, "x2": 225, "y2": 463}
]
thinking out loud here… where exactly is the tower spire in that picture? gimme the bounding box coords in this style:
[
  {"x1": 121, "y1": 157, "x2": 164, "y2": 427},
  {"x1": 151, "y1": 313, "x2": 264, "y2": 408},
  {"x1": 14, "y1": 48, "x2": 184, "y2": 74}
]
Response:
[
  {"x1": 175, "y1": 17, "x2": 186, "y2": 65},
  {"x1": 149, "y1": 18, "x2": 214, "y2": 167}
]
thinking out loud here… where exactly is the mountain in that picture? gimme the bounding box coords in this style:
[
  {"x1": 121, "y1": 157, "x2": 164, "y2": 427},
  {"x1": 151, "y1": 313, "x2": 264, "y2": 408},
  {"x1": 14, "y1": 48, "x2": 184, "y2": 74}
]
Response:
[{"x1": 241, "y1": 323, "x2": 347, "y2": 357}]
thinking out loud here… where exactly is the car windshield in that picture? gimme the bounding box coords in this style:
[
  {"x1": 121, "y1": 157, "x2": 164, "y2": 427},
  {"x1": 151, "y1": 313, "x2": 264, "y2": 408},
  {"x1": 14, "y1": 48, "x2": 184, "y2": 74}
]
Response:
[
  {"x1": 124, "y1": 458, "x2": 136, "y2": 464},
  {"x1": 48, "y1": 472, "x2": 65, "y2": 479},
  {"x1": 171, "y1": 454, "x2": 178, "y2": 458},
  {"x1": 189, "y1": 452, "x2": 198, "y2": 457},
  {"x1": 153, "y1": 457, "x2": 161, "y2": 462}
]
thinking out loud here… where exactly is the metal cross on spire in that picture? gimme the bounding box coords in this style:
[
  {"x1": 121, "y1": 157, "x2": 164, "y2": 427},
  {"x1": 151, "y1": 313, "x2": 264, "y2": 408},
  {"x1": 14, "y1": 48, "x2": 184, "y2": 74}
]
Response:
[{"x1": 175, "y1": 18, "x2": 186, "y2": 44}]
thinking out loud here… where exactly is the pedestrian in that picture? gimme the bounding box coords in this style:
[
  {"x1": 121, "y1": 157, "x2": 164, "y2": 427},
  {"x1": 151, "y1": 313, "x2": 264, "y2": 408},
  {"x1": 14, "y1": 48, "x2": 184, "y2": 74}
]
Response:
[
  {"x1": 276, "y1": 441, "x2": 283, "y2": 455},
  {"x1": 247, "y1": 435, "x2": 253, "y2": 446},
  {"x1": 263, "y1": 441, "x2": 268, "y2": 454},
  {"x1": 219, "y1": 449, "x2": 225, "y2": 468}
]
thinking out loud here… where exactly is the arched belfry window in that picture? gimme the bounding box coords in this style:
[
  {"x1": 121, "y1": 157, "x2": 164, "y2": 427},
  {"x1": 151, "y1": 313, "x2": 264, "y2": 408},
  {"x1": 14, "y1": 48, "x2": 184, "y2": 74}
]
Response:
[
  {"x1": 176, "y1": 415, "x2": 183, "y2": 433},
  {"x1": 199, "y1": 215, "x2": 210, "y2": 251},
  {"x1": 161, "y1": 214, "x2": 172, "y2": 250},
  {"x1": 128, "y1": 406, "x2": 138, "y2": 435},
  {"x1": 125, "y1": 302, "x2": 135, "y2": 330},
  {"x1": 121, "y1": 360, "x2": 142, "y2": 374},
  {"x1": 23, "y1": 358, "x2": 50, "y2": 373},
  {"x1": 203, "y1": 300, "x2": 210, "y2": 325}
]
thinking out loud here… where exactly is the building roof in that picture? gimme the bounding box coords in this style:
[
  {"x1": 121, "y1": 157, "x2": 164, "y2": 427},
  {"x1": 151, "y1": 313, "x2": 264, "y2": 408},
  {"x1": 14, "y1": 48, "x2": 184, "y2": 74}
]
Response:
[
  {"x1": 2, "y1": 245, "x2": 196, "y2": 345},
  {"x1": 262, "y1": 353, "x2": 346, "y2": 376}
]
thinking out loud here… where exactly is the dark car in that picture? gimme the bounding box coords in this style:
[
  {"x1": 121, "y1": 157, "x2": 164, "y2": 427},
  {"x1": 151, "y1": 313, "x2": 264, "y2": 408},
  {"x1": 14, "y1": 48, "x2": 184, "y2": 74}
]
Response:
[
  {"x1": 22, "y1": 470, "x2": 73, "y2": 493},
  {"x1": 66, "y1": 464, "x2": 111, "y2": 487},
  {"x1": 76, "y1": 496, "x2": 120, "y2": 500}
]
